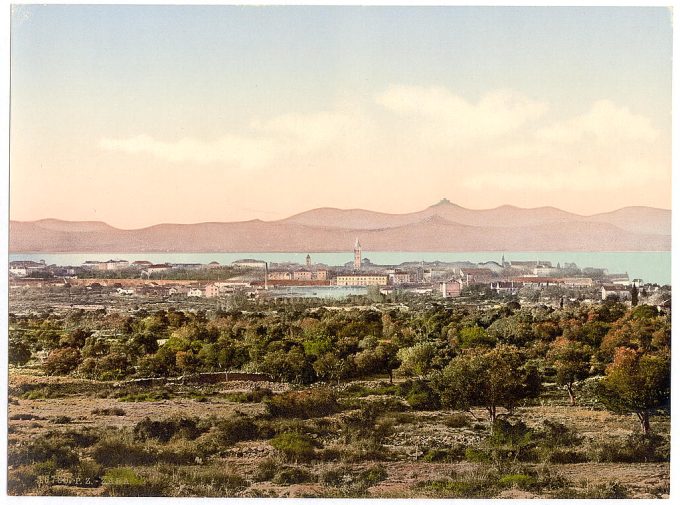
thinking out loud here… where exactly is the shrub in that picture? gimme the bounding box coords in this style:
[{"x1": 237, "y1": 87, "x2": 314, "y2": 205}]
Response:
[
  {"x1": 273, "y1": 467, "x2": 316, "y2": 484},
  {"x1": 91, "y1": 437, "x2": 155, "y2": 466},
  {"x1": 421, "y1": 446, "x2": 465, "y2": 463},
  {"x1": 444, "y1": 413, "x2": 471, "y2": 429},
  {"x1": 9, "y1": 413, "x2": 44, "y2": 421},
  {"x1": 102, "y1": 467, "x2": 166, "y2": 496},
  {"x1": 224, "y1": 387, "x2": 273, "y2": 403},
  {"x1": 498, "y1": 473, "x2": 537, "y2": 489},
  {"x1": 535, "y1": 420, "x2": 581, "y2": 449},
  {"x1": 8, "y1": 434, "x2": 79, "y2": 467},
  {"x1": 465, "y1": 447, "x2": 491, "y2": 463},
  {"x1": 266, "y1": 388, "x2": 339, "y2": 418},
  {"x1": 133, "y1": 416, "x2": 203, "y2": 443},
  {"x1": 398, "y1": 380, "x2": 441, "y2": 410},
  {"x1": 319, "y1": 465, "x2": 355, "y2": 487},
  {"x1": 213, "y1": 414, "x2": 258, "y2": 445},
  {"x1": 252, "y1": 458, "x2": 278, "y2": 482},
  {"x1": 91, "y1": 407, "x2": 126, "y2": 416},
  {"x1": 545, "y1": 449, "x2": 588, "y2": 464},
  {"x1": 270, "y1": 432, "x2": 316, "y2": 462},
  {"x1": 592, "y1": 433, "x2": 669, "y2": 463},
  {"x1": 50, "y1": 416, "x2": 73, "y2": 424},
  {"x1": 7, "y1": 466, "x2": 38, "y2": 495},
  {"x1": 358, "y1": 464, "x2": 388, "y2": 486}
]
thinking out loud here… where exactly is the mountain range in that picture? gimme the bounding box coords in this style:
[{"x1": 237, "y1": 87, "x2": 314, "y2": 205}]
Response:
[{"x1": 9, "y1": 200, "x2": 671, "y2": 253}]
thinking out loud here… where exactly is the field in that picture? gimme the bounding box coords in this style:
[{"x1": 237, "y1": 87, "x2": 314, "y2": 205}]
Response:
[{"x1": 7, "y1": 370, "x2": 669, "y2": 498}]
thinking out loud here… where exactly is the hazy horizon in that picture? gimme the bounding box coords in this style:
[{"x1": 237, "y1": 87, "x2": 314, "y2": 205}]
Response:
[
  {"x1": 8, "y1": 199, "x2": 673, "y2": 230},
  {"x1": 10, "y1": 6, "x2": 672, "y2": 228}
]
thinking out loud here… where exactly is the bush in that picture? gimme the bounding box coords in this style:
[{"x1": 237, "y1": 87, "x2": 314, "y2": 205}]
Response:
[
  {"x1": 91, "y1": 437, "x2": 155, "y2": 466},
  {"x1": 421, "y1": 446, "x2": 465, "y2": 463},
  {"x1": 102, "y1": 467, "x2": 166, "y2": 497},
  {"x1": 444, "y1": 413, "x2": 471, "y2": 429},
  {"x1": 543, "y1": 449, "x2": 588, "y2": 464},
  {"x1": 133, "y1": 416, "x2": 203, "y2": 443},
  {"x1": 252, "y1": 458, "x2": 278, "y2": 482},
  {"x1": 273, "y1": 467, "x2": 316, "y2": 484},
  {"x1": 270, "y1": 432, "x2": 316, "y2": 462},
  {"x1": 358, "y1": 464, "x2": 388, "y2": 486},
  {"x1": 535, "y1": 420, "x2": 581, "y2": 449},
  {"x1": 592, "y1": 433, "x2": 669, "y2": 463},
  {"x1": 498, "y1": 473, "x2": 537, "y2": 489},
  {"x1": 91, "y1": 407, "x2": 126, "y2": 416},
  {"x1": 224, "y1": 387, "x2": 273, "y2": 403},
  {"x1": 266, "y1": 388, "x2": 339, "y2": 418},
  {"x1": 7, "y1": 466, "x2": 38, "y2": 495},
  {"x1": 399, "y1": 380, "x2": 441, "y2": 410},
  {"x1": 213, "y1": 414, "x2": 258, "y2": 445},
  {"x1": 8, "y1": 433, "x2": 79, "y2": 468},
  {"x1": 50, "y1": 416, "x2": 73, "y2": 424}
]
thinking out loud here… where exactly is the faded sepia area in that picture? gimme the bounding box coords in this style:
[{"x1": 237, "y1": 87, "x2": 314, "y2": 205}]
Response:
[{"x1": 7, "y1": 5, "x2": 671, "y2": 499}]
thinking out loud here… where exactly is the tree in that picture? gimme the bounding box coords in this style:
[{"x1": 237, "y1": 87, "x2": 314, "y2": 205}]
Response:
[
  {"x1": 435, "y1": 344, "x2": 541, "y2": 429},
  {"x1": 456, "y1": 325, "x2": 496, "y2": 349},
  {"x1": 9, "y1": 338, "x2": 32, "y2": 366},
  {"x1": 396, "y1": 342, "x2": 437, "y2": 378},
  {"x1": 44, "y1": 347, "x2": 82, "y2": 375},
  {"x1": 546, "y1": 338, "x2": 593, "y2": 406},
  {"x1": 595, "y1": 347, "x2": 670, "y2": 435}
]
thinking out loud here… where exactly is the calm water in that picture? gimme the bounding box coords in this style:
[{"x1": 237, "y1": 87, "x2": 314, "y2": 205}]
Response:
[{"x1": 9, "y1": 251, "x2": 672, "y2": 285}]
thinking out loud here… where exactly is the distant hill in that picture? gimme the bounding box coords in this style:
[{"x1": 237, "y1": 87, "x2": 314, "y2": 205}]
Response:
[{"x1": 9, "y1": 201, "x2": 671, "y2": 253}]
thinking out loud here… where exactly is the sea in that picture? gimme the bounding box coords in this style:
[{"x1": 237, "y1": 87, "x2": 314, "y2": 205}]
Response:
[{"x1": 8, "y1": 251, "x2": 672, "y2": 286}]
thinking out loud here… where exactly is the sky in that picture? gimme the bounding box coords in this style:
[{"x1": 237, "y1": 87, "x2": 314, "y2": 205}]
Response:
[{"x1": 9, "y1": 5, "x2": 673, "y2": 229}]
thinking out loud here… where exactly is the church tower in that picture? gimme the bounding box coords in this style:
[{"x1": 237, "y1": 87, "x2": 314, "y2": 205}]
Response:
[
  {"x1": 354, "y1": 238, "x2": 362, "y2": 270},
  {"x1": 306, "y1": 254, "x2": 311, "y2": 267}
]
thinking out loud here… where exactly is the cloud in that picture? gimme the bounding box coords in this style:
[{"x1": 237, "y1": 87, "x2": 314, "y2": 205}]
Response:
[
  {"x1": 99, "y1": 134, "x2": 279, "y2": 168},
  {"x1": 100, "y1": 105, "x2": 370, "y2": 168},
  {"x1": 536, "y1": 100, "x2": 659, "y2": 144},
  {"x1": 376, "y1": 85, "x2": 547, "y2": 143},
  {"x1": 461, "y1": 159, "x2": 665, "y2": 192}
]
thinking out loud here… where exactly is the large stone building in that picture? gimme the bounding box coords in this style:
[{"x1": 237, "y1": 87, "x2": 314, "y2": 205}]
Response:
[{"x1": 336, "y1": 274, "x2": 388, "y2": 286}]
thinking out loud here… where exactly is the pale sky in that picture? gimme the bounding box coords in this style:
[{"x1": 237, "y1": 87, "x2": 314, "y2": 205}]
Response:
[{"x1": 9, "y1": 6, "x2": 672, "y2": 229}]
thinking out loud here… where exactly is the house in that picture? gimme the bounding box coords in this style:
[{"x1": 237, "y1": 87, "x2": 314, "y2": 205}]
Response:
[
  {"x1": 389, "y1": 271, "x2": 411, "y2": 285},
  {"x1": 533, "y1": 266, "x2": 559, "y2": 276},
  {"x1": 312, "y1": 270, "x2": 328, "y2": 281},
  {"x1": 9, "y1": 260, "x2": 46, "y2": 277},
  {"x1": 268, "y1": 270, "x2": 293, "y2": 281},
  {"x1": 459, "y1": 268, "x2": 494, "y2": 286},
  {"x1": 144, "y1": 264, "x2": 172, "y2": 275},
  {"x1": 116, "y1": 287, "x2": 135, "y2": 295},
  {"x1": 601, "y1": 285, "x2": 631, "y2": 301},
  {"x1": 187, "y1": 288, "x2": 204, "y2": 297},
  {"x1": 232, "y1": 259, "x2": 267, "y2": 269},
  {"x1": 607, "y1": 273, "x2": 630, "y2": 286},
  {"x1": 490, "y1": 281, "x2": 520, "y2": 295},
  {"x1": 561, "y1": 277, "x2": 594, "y2": 287},
  {"x1": 478, "y1": 261, "x2": 504, "y2": 274},
  {"x1": 441, "y1": 279, "x2": 462, "y2": 298},
  {"x1": 204, "y1": 284, "x2": 220, "y2": 298},
  {"x1": 336, "y1": 274, "x2": 388, "y2": 286},
  {"x1": 293, "y1": 269, "x2": 313, "y2": 281},
  {"x1": 131, "y1": 260, "x2": 153, "y2": 269}
]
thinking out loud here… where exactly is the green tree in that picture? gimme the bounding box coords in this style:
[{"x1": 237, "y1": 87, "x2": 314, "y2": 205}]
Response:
[
  {"x1": 8, "y1": 338, "x2": 32, "y2": 366},
  {"x1": 546, "y1": 338, "x2": 593, "y2": 406},
  {"x1": 435, "y1": 344, "x2": 541, "y2": 428},
  {"x1": 595, "y1": 347, "x2": 670, "y2": 435},
  {"x1": 396, "y1": 342, "x2": 437, "y2": 378}
]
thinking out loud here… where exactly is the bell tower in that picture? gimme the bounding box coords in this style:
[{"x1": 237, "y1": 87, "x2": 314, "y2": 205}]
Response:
[{"x1": 354, "y1": 238, "x2": 362, "y2": 270}]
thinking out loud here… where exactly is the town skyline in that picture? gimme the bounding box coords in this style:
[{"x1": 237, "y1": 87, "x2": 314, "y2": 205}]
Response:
[{"x1": 10, "y1": 5, "x2": 672, "y2": 229}]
